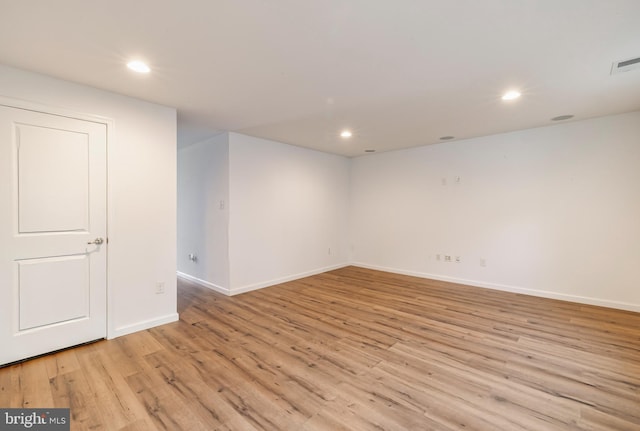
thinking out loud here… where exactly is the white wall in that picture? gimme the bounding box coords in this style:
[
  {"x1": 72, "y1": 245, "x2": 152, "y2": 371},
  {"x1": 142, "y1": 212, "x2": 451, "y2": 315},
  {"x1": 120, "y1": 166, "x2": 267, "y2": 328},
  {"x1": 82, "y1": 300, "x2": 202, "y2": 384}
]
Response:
[
  {"x1": 0, "y1": 64, "x2": 178, "y2": 337},
  {"x1": 177, "y1": 133, "x2": 230, "y2": 292},
  {"x1": 350, "y1": 111, "x2": 640, "y2": 312},
  {"x1": 228, "y1": 133, "x2": 350, "y2": 293}
]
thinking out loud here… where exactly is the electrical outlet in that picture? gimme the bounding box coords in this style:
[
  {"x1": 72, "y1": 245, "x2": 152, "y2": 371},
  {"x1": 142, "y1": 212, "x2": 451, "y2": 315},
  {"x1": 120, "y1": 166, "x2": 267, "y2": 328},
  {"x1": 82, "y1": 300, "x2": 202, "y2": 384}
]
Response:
[
  {"x1": 444, "y1": 255, "x2": 452, "y2": 262},
  {"x1": 155, "y1": 282, "x2": 165, "y2": 294},
  {"x1": 455, "y1": 256, "x2": 461, "y2": 263},
  {"x1": 188, "y1": 253, "x2": 198, "y2": 262},
  {"x1": 480, "y1": 258, "x2": 487, "y2": 267},
  {"x1": 219, "y1": 200, "x2": 225, "y2": 210},
  {"x1": 436, "y1": 254, "x2": 441, "y2": 261}
]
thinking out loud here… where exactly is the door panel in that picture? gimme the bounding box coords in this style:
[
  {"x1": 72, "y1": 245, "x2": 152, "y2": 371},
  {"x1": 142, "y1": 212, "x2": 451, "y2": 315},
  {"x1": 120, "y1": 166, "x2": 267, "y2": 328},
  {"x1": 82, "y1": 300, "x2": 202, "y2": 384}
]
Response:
[
  {"x1": 17, "y1": 124, "x2": 89, "y2": 233},
  {"x1": 0, "y1": 105, "x2": 107, "y2": 366},
  {"x1": 18, "y1": 255, "x2": 89, "y2": 330}
]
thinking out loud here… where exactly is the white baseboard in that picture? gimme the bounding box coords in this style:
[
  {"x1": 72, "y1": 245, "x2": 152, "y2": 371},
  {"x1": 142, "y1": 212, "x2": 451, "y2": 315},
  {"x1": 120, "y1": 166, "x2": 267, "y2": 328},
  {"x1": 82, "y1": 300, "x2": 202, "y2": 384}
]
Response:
[
  {"x1": 177, "y1": 271, "x2": 230, "y2": 295},
  {"x1": 230, "y1": 263, "x2": 349, "y2": 295},
  {"x1": 351, "y1": 262, "x2": 640, "y2": 313},
  {"x1": 109, "y1": 313, "x2": 179, "y2": 339}
]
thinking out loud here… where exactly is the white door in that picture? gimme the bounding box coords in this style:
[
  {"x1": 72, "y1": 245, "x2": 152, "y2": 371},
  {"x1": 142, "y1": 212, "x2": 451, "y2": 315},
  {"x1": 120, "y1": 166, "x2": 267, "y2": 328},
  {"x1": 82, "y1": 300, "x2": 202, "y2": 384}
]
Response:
[{"x1": 0, "y1": 105, "x2": 107, "y2": 366}]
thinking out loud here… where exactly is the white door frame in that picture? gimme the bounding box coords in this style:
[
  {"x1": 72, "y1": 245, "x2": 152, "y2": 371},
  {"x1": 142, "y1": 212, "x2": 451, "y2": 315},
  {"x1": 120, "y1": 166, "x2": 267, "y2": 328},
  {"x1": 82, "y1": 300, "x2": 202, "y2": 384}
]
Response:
[{"x1": 0, "y1": 95, "x2": 116, "y2": 340}]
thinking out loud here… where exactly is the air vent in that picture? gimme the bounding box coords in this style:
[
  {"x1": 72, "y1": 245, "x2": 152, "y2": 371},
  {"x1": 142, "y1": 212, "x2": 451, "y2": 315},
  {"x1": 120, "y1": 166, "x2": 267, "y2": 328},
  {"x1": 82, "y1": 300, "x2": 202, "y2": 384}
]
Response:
[{"x1": 611, "y1": 56, "x2": 640, "y2": 75}]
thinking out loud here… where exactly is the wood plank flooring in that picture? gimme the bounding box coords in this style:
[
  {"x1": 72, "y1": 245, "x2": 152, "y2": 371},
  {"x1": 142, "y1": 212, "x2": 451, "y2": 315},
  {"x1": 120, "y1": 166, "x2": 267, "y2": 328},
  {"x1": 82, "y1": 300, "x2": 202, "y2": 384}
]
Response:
[{"x1": 1, "y1": 266, "x2": 639, "y2": 430}]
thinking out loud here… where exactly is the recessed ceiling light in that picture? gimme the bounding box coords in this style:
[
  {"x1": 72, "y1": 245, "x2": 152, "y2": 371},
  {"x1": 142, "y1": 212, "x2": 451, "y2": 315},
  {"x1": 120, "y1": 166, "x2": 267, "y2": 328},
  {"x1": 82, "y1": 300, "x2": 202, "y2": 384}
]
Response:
[
  {"x1": 501, "y1": 90, "x2": 521, "y2": 101},
  {"x1": 551, "y1": 115, "x2": 574, "y2": 121},
  {"x1": 340, "y1": 130, "x2": 352, "y2": 138},
  {"x1": 439, "y1": 136, "x2": 455, "y2": 141},
  {"x1": 127, "y1": 60, "x2": 150, "y2": 74}
]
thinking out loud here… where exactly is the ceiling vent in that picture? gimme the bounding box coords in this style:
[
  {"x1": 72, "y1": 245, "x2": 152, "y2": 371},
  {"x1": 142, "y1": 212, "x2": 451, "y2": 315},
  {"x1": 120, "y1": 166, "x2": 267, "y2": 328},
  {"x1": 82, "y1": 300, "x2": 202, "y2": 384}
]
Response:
[{"x1": 611, "y1": 56, "x2": 640, "y2": 75}]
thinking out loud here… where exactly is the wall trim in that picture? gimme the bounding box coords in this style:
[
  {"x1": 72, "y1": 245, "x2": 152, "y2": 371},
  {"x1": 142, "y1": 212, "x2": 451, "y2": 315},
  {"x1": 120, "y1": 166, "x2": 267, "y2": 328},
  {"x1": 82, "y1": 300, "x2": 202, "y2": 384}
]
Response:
[
  {"x1": 109, "y1": 313, "x2": 179, "y2": 339},
  {"x1": 351, "y1": 262, "x2": 640, "y2": 313},
  {"x1": 177, "y1": 271, "x2": 230, "y2": 295},
  {"x1": 230, "y1": 263, "x2": 349, "y2": 296}
]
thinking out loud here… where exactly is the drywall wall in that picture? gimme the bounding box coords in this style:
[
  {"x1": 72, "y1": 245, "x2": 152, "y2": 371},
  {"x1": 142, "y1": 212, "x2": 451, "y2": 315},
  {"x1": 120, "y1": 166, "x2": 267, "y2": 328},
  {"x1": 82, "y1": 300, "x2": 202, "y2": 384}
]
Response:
[
  {"x1": 350, "y1": 111, "x2": 640, "y2": 312},
  {"x1": 177, "y1": 133, "x2": 230, "y2": 292},
  {"x1": 0, "y1": 63, "x2": 178, "y2": 337},
  {"x1": 228, "y1": 133, "x2": 350, "y2": 293}
]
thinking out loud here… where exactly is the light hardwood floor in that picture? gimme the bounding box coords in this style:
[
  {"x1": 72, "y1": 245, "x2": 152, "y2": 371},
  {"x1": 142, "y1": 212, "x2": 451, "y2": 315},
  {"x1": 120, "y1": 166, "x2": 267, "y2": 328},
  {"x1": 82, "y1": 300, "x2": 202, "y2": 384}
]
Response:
[{"x1": 1, "y1": 266, "x2": 639, "y2": 430}]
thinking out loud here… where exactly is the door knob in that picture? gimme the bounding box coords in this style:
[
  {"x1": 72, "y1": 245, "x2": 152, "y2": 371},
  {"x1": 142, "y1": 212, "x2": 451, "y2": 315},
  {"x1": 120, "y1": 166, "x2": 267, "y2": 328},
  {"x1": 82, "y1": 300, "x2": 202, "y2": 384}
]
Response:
[{"x1": 87, "y1": 237, "x2": 104, "y2": 245}]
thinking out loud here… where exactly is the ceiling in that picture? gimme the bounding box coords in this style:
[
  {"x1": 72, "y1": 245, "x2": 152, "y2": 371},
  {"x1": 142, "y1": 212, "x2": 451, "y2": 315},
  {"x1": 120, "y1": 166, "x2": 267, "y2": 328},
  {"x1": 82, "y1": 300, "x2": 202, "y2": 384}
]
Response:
[{"x1": 1, "y1": 0, "x2": 639, "y2": 157}]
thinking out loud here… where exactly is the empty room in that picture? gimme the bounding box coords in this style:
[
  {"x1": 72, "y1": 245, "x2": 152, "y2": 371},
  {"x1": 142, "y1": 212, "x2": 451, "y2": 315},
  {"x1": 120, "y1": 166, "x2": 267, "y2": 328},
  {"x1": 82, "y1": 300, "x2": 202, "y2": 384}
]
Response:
[{"x1": 1, "y1": 1, "x2": 639, "y2": 430}]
